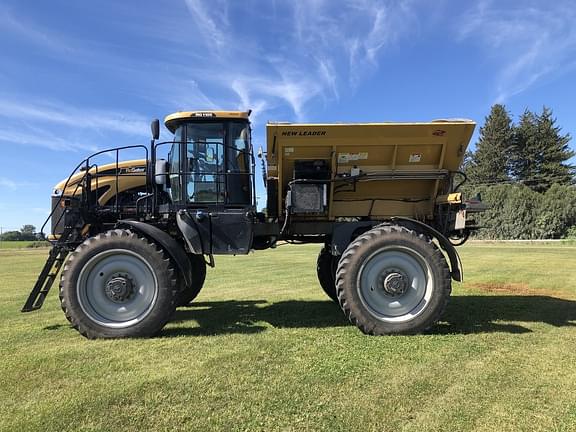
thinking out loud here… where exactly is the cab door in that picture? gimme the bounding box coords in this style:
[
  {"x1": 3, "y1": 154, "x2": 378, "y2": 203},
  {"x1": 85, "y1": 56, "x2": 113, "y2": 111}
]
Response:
[{"x1": 176, "y1": 121, "x2": 255, "y2": 255}]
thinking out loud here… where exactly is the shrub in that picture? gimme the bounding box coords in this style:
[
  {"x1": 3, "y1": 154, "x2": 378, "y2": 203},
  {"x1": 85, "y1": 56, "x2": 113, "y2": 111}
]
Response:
[
  {"x1": 468, "y1": 183, "x2": 576, "y2": 239},
  {"x1": 534, "y1": 184, "x2": 576, "y2": 239},
  {"x1": 26, "y1": 241, "x2": 51, "y2": 248},
  {"x1": 471, "y1": 184, "x2": 542, "y2": 239},
  {"x1": 565, "y1": 226, "x2": 576, "y2": 239}
]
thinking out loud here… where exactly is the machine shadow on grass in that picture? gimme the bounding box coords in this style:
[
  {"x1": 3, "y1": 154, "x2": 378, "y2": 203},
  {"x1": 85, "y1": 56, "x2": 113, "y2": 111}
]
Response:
[
  {"x1": 162, "y1": 300, "x2": 349, "y2": 337},
  {"x1": 434, "y1": 295, "x2": 576, "y2": 334},
  {"x1": 159, "y1": 295, "x2": 576, "y2": 337}
]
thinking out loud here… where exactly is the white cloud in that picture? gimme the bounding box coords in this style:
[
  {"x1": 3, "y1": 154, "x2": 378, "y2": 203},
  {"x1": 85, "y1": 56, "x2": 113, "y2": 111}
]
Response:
[
  {"x1": 0, "y1": 177, "x2": 17, "y2": 190},
  {"x1": 0, "y1": 98, "x2": 149, "y2": 152},
  {"x1": 292, "y1": 0, "x2": 417, "y2": 88},
  {"x1": 180, "y1": 0, "x2": 418, "y2": 121},
  {"x1": 164, "y1": 79, "x2": 221, "y2": 112},
  {"x1": 0, "y1": 177, "x2": 36, "y2": 190},
  {"x1": 458, "y1": 0, "x2": 576, "y2": 102},
  {"x1": 0, "y1": 127, "x2": 98, "y2": 152},
  {"x1": 0, "y1": 6, "x2": 74, "y2": 54},
  {"x1": 230, "y1": 80, "x2": 268, "y2": 124},
  {"x1": 183, "y1": 0, "x2": 229, "y2": 53},
  {"x1": 317, "y1": 58, "x2": 339, "y2": 101},
  {"x1": 1, "y1": 0, "x2": 420, "y2": 132},
  {"x1": 0, "y1": 99, "x2": 150, "y2": 137},
  {"x1": 205, "y1": 70, "x2": 321, "y2": 123}
]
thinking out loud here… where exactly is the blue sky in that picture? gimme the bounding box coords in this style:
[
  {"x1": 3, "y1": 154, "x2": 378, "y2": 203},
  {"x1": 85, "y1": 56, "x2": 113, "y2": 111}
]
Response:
[{"x1": 1, "y1": 0, "x2": 575, "y2": 232}]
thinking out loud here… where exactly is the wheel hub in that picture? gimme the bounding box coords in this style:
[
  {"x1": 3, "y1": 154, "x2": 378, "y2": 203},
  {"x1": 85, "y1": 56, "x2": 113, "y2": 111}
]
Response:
[
  {"x1": 104, "y1": 273, "x2": 135, "y2": 303},
  {"x1": 382, "y1": 271, "x2": 409, "y2": 297}
]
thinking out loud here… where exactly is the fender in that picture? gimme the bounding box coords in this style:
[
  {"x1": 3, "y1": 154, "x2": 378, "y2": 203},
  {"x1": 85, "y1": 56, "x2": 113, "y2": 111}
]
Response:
[
  {"x1": 116, "y1": 220, "x2": 194, "y2": 288},
  {"x1": 330, "y1": 221, "x2": 377, "y2": 255},
  {"x1": 330, "y1": 218, "x2": 463, "y2": 282},
  {"x1": 390, "y1": 217, "x2": 463, "y2": 282}
]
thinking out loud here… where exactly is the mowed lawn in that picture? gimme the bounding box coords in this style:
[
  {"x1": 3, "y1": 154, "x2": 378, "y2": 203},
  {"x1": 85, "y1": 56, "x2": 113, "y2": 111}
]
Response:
[
  {"x1": 1, "y1": 243, "x2": 575, "y2": 432},
  {"x1": 0, "y1": 241, "x2": 37, "y2": 249}
]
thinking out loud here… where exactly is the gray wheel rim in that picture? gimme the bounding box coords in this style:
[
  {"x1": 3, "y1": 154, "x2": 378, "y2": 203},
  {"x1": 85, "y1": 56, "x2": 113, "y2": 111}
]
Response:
[
  {"x1": 77, "y1": 249, "x2": 159, "y2": 328},
  {"x1": 357, "y1": 245, "x2": 433, "y2": 323}
]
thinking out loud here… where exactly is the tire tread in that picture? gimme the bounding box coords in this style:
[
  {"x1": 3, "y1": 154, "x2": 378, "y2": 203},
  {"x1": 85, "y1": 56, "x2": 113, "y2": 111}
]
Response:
[
  {"x1": 335, "y1": 224, "x2": 451, "y2": 335},
  {"x1": 59, "y1": 229, "x2": 177, "y2": 339}
]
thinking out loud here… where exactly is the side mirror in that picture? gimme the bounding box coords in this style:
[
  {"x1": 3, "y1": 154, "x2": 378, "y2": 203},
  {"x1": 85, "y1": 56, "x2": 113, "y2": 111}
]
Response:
[{"x1": 151, "y1": 119, "x2": 160, "y2": 140}]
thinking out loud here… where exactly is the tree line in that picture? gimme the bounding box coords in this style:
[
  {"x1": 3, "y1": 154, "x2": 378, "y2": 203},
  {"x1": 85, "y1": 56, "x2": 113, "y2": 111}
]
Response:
[
  {"x1": 462, "y1": 105, "x2": 575, "y2": 239},
  {"x1": 0, "y1": 225, "x2": 42, "y2": 241}
]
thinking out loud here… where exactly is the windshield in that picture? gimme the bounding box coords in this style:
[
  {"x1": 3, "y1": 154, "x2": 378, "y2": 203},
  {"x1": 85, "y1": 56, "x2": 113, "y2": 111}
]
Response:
[{"x1": 170, "y1": 121, "x2": 252, "y2": 205}]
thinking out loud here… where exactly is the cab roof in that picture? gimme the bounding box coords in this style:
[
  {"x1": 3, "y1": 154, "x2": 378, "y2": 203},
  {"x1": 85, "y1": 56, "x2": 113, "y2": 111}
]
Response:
[{"x1": 164, "y1": 110, "x2": 251, "y2": 133}]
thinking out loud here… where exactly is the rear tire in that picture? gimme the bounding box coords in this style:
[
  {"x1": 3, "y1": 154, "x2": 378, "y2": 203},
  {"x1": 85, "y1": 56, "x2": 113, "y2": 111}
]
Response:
[
  {"x1": 177, "y1": 254, "x2": 207, "y2": 306},
  {"x1": 59, "y1": 229, "x2": 178, "y2": 339},
  {"x1": 316, "y1": 247, "x2": 338, "y2": 303},
  {"x1": 336, "y1": 225, "x2": 451, "y2": 335}
]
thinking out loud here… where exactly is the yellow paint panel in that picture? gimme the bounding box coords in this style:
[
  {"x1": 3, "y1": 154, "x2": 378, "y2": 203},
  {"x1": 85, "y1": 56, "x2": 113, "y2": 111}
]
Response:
[
  {"x1": 267, "y1": 120, "x2": 475, "y2": 219},
  {"x1": 55, "y1": 159, "x2": 148, "y2": 206},
  {"x1": 54, "y1": 159, "x2": 147, "y2": 191},
  {"x1": 395, "y1": 144, "x2": 443, "y2": 170}
]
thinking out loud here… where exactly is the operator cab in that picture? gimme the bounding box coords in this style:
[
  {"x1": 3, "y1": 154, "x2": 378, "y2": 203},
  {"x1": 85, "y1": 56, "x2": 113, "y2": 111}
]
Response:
[
  {"x1": 163, "y1": 111, "x2": 256, "y2": 255},
  {"x1": 164, "y1": 111, "x2": 254, "y2": 208}
]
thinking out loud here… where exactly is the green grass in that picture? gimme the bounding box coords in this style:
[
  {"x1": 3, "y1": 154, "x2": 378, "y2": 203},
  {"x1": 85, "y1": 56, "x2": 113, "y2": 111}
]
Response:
[
  {"x1": 1, "y1": 244, "x2": 575, "y2": 431},
  {"x1": 0, "y1": 241, "x2": 37, "y2": 249}
]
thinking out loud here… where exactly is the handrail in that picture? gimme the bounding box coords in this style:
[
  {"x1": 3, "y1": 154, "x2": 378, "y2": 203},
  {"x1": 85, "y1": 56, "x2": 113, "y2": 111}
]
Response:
[
  {"x1": 41, "y1": 145, "x2": 149, "y2": 237},
  {"x1": 42, "y1": 138, "x2": 257, "y2": 239}
]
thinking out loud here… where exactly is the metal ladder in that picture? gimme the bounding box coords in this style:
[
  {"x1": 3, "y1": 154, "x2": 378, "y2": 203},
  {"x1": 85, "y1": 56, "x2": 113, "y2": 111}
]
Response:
[{"x1": 21, "y1": 228, "x2": 74, "y2": 312}]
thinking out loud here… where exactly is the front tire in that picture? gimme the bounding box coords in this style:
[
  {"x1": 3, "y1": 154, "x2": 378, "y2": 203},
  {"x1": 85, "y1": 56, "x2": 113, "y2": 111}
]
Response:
[
  {"x1": 59, "y1": 229, "x2": 178, "y2": 339},
  {"x1": 336, "y1": 225, "x2": 451, "y2": 335}
]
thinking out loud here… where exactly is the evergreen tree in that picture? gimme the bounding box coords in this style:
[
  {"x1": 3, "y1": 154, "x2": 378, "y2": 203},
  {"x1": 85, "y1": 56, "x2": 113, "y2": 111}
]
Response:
[
  {"x1": 511, "y1": 107, "x2": 574, "y2": 192},
  {"x1": 536, "y1": 107, "x2": 574, "y2": 190},
  {"x1": 510, "y1": 109, "x2": 538, "y2": 185},
  {"x1": 466, "y1": 104, "x2": 513, "y2": 186}
]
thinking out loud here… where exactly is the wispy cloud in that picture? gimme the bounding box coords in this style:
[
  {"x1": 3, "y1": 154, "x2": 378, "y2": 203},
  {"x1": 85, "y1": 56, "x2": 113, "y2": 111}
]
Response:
[
  {"x1": 0, "y1": 4, "x2": 193, "y2": 101},
  {"x1": 179, "y1": 0, "x2": 417, "y2": 121},
  {"x1": 0, "y1": 177, "x2": 18, "y2": 190},
  {"x1": 31, "y1": 207, "x2": 50, "y2": 215},
  {"x1": 2, "y1": 1, "x2": 418, "y2": 125},
  {"x1": 229, "y1": 79, "x2": 268, "y2": 123},
  {"x1": 0, "y1": 177, "x2": 36, "y2": 190},
  {"x1": 162, "y1": 79, "x2": 221, "y2": 112},
  {"x1": 0, "y1": 127, "x2": 98, "y2": 152},
  {"x1": 293, "y1": 0, "x2": 418, "y2": 88},
  {"x1": 317, "y1": 58, "x2": 339, "y2": 100},
  {"x1": 0, "y1": 97, "x2": 153, "y2": 153},
  {"x1": 458, "y1": 0, "x2": 576, "y2": 102},
  {"x1": 0, "y1": 99, "x2": 150, "y2": 136},
  {"x1": 0, "y1": 5, "x2": 74, "y2": 54},
  {"x1": 183, "y1": 0, "x2": 229, "y2": 53}
]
